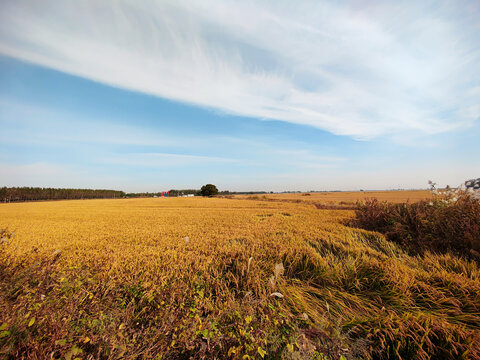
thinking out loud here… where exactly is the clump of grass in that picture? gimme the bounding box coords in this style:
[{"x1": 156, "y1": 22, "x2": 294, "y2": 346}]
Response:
[
  {"x1": 0, "y1": 228, "x2": 15, "y2": 278},
  {"x1": 348, "y1": 311, "x2": 478, "y2": 359},
  {"x1": 352, "y1": 190, "x2": 480, "y2": 261}
]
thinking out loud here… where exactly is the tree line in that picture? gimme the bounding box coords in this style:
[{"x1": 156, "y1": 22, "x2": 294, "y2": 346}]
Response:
[
  {"x1": 125, "y1": 189, "x2": 201, "y2": 198},
  {"x1": 0, "y1": 187, "x2": 126, "y2": 202},
  {"x1": 0, "y1": 185, "x2": 273, "y2": 202}
]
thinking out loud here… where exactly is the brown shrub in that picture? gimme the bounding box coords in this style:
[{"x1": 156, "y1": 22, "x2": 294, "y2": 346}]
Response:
[{"x1": 352, "y1": 191, "x2": 480, "y2": 261}]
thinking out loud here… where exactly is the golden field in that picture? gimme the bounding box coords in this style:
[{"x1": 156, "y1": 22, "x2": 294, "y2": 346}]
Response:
[
  {"x1": 1, "y1": 197, "x2": 479, "y2": 359},
  {"x1": 235, "y1": 190, "x2": 431, "y2": 205}
]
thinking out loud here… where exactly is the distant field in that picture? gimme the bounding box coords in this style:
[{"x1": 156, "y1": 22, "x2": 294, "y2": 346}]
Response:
[
  {"x1": 1, "y1": 197, "x2": 478, "y2": 359},
  {"x1": 235, "y1": 190, "x2": 431, "y2": 204}
]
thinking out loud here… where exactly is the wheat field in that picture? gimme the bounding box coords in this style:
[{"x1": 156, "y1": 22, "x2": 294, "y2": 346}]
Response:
[
  {"x1": 235, "y1": 190, "x2": 431, "y2": 205},
  {"x1": 1, "y1": 197, "x2": 479, "y2": 359}
]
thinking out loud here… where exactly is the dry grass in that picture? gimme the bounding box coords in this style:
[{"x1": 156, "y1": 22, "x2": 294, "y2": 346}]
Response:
[
  {"x1": 352, "y1": 191, "x2": 480, "y2": 261},
  {"x1": 0, "y1": 197, "x2": 478, "y2": 359}
]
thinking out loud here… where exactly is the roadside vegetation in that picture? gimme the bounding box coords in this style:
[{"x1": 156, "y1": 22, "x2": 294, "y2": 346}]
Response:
[
  {"x1": 352, "y1": 188, "x2": 480, "y2": 261},
  {"x1": 1, "y1": 196, "x2": 479, "y2": 359}
]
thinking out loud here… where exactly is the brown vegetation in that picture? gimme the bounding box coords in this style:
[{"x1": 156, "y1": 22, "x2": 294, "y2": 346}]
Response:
[{"x1": 352, "y1": 191, "x2": 480, "y2": 261}]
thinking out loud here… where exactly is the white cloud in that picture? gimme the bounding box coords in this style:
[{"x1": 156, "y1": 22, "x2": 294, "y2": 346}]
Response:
[{"x1": 0, "y1": 0, "x2": 478, "y2": 138}]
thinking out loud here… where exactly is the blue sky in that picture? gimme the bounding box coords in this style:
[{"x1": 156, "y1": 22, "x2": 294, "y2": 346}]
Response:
[{"x1": 0, "y1": 0, "x2": 479, "y2": 192}]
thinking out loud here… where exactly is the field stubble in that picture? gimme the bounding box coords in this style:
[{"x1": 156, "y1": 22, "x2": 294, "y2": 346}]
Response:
[{"x1": 0, "y1": 196, "x2": 479, "y2": 359}]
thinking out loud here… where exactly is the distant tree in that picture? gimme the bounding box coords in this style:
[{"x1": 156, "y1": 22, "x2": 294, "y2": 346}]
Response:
[{"x1": 200, "y1": 184, "x2": 218, "y2": 197}]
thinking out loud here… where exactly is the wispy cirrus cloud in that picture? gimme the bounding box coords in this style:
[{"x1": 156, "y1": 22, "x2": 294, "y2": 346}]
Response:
[{"x1": 0, "y1": 0, "x2": 479, "y2": 138}]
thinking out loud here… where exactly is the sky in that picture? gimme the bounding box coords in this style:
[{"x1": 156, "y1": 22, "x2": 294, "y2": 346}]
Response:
[{"x1": 0, "y1": 0, "x2": 479, "y2": 192}]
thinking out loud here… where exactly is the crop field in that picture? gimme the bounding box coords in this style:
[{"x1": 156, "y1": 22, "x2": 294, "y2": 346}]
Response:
[
  {"x1": 235, "y1": 190, "x2": 432, "y2": 206},
  {"x1": 1, "y1": 197, "x2": 479, "y2": 359}
]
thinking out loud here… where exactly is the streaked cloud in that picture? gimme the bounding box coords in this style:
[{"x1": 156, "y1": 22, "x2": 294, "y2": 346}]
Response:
[{"x1": 1, "y1": 0, "x2": 478, "y2": 138}]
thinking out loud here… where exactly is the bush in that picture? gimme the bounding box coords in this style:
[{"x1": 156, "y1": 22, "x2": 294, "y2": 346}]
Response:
[{"x1": 352, "y1": 191, "x2": 480, "y2": 261}]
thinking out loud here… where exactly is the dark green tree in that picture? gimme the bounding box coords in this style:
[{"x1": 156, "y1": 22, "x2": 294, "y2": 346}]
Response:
[
  {"x1": 0, "y1": 187, "x2": 125, "y2": 202},
  {"x1": 200, "y1": 184, "x2": 219, "y2": 197}
]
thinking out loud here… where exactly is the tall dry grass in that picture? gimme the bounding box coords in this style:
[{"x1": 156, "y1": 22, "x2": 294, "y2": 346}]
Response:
[{"x1": 352, "y1": 190, "x2": 480, "y2": 261}]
